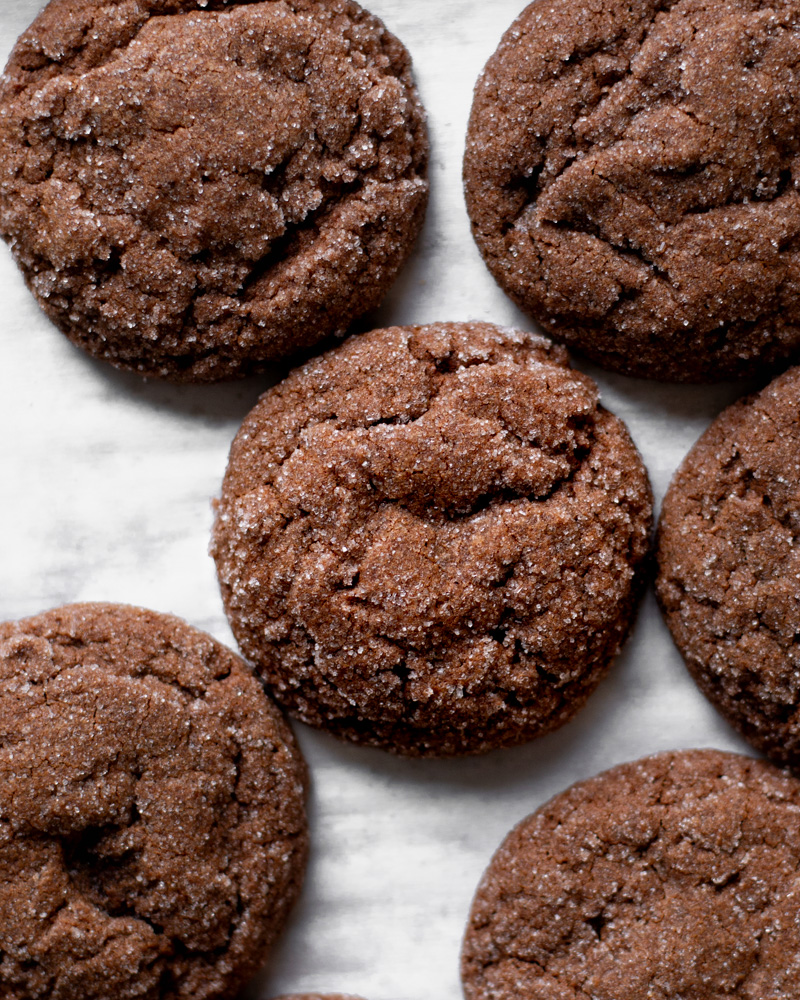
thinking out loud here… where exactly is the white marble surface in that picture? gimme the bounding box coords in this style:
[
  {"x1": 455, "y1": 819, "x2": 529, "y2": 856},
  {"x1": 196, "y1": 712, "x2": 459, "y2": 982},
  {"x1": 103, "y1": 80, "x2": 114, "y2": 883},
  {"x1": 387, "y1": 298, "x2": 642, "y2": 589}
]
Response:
[{"x1": 0, "y1": 2, "x2": 761, "y2": 999}]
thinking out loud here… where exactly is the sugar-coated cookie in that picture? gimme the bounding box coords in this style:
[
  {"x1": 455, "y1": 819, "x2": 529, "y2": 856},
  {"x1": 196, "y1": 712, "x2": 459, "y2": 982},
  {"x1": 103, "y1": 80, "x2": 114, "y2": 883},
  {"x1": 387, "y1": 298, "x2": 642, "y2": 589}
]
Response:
[
  {"x1": 463, "y1": 749, "x2": 800, "y2": 1000},
  {"x1": 0, "y1": 0, "x2": 428, "y2": 381},
  {"x1": 465, "y1": 0, "x2": 800, "y2": 381},
  {"x1": 657, "y1": 366, "x2": 800, "y2": 767},
  {"x1": 212, "y1": 322, "x2": 652, "y2": 756},
  {"x1": 0, "y1": 603, "x2": 308, "y2": 1000}
]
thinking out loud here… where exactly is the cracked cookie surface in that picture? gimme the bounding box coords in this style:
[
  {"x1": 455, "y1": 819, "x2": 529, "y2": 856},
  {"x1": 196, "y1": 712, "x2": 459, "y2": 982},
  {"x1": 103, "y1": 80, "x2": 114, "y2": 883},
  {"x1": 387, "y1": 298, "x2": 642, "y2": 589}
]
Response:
[
  {"x1": 657, "y1": 367, "x2": 800, "y2": 767},
  {"x1": 0, "y1": 0, "x2": 428, "y2": 381},
  {"x1": 0, "y1": 603, "x2": 308, "y2": 1000},
  {"x1": 464, "y1": 0, "x2": 800, "y2": 381},
  {"x1": 462, "y1": 749, "x2": 800, "y2": 1000},
  {"x1": 211, "y1": 322, "x2": 652, "y2": 756}
]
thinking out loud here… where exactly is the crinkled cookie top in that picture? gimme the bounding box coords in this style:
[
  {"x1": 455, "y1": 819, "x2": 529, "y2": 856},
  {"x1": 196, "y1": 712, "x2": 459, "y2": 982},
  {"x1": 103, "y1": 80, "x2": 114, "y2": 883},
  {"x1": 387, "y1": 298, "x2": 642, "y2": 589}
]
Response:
[
  {"x1": 657, "y1": 365, "x2": 800, "y2": 767},
  {"x1": 212, "y1": 322, "x2": 652, "y2": 756},
  {"x1": 465, "y1": 0, "x2": 800, "y2": 381},
  {"x1": 463, "y1": 749, "x2": 800, "y2": 1000},
  {"x1": 0, "y1": 0, "x2": 428, "y2": 380},
  {"x1": 0, "y1": 603, "x2": 308, "y2": 1000}
]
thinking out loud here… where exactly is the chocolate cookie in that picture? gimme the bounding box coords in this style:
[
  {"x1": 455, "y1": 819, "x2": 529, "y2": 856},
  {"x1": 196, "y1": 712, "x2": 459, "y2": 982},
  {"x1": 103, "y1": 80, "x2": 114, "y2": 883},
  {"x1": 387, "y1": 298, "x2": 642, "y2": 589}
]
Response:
[
  {"x1": 464, "y1": 0, "x2": 800, "y2": 381},
  {"x1": 0, "y1": 603, "x2": 308, "y2": 1000},
  {"x1": 0, "y1": 0, "x2": 428, "y2": 382},
  {"x1": 211, "y1": 321, "x2": 652, "y2": 756},
  {"x1": 462, "y1": 749, "x2": 800, "y2": 1000},
  {"x1": 657, "y1": 367, "x2": 800, "y2": 767}
]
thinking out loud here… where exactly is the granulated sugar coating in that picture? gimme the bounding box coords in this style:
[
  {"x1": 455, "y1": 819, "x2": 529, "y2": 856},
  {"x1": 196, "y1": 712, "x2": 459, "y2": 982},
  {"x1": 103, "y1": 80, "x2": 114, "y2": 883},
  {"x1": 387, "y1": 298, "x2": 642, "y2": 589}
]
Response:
[
  {"x1": 657, "y1": 367, "x2": 800, "y2": 769},
  {"x1": 212, "y1": 322, "x2": 653, "y2": 756},
  {"x1": 0, "y1": 603, "x2": 308, "y2": 1000},
  {"x1": 0, "y1": 0, "x2": 428, "y2": 382},
  {"x1": 464, "y1": 0, "x2": 800, "y2": 382},
  {"x1": 462, "y1": 749, "x2": 800, "y2": 1000}
]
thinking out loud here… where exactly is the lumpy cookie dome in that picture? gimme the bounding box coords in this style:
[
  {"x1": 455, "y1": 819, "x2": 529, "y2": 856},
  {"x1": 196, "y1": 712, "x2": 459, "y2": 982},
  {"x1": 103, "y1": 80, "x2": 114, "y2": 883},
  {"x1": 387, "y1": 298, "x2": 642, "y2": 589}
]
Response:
[
  {"x1": 0, "y1": 603, "x2": 308, "y2": 1000},
  {"x1": 657, "y1": 366, "x2": 800, "y2": 769},
  {"x1": 464, "y1": 0, "x2": 800, "y2": 382},
  {"x1": 0, "y1": 0, "x2": 428, "y2": 381},
  {"x1": 212, "y1": 321, "x2": 652, "y2": 757},
  {"x1": 462, "y1": 749, "x2": 800, "y2": 1000}
]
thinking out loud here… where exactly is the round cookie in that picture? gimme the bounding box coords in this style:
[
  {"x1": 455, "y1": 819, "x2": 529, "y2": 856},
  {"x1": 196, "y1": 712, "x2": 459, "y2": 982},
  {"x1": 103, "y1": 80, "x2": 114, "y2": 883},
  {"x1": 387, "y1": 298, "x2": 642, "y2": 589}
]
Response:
[
  {"x1": 211, "y1": 321, "x2": 652, "y2": 756},
  {"x1": 464, "y1": 0, "x2": 800, "y2": 381},
  {"x1": 0, "y1": 603, "x2": 308, "y2": 1000},
  {"x1": 462, "y1": 749, "x2": 800, "y2": 1000},
  {"x1": 0, "y1": 0, "x2": 428, "y2": 382},
  {"x1": 657, "y1": 367, "x2": 800, "y2": 767}
]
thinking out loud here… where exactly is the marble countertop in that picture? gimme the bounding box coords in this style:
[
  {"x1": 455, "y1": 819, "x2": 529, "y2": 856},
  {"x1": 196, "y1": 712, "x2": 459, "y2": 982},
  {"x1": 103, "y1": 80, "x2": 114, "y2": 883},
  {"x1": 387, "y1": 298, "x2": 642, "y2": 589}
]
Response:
[{"x1": 0, "y1": 2, "x2": 757, "y2": 998}]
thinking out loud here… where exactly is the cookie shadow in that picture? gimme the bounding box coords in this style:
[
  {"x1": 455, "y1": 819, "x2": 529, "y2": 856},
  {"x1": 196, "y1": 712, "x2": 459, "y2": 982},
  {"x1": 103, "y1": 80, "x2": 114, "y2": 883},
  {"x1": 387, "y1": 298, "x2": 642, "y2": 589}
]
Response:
[{"x1": 72, "y1": 348, "x2": 287, "y2": 426}]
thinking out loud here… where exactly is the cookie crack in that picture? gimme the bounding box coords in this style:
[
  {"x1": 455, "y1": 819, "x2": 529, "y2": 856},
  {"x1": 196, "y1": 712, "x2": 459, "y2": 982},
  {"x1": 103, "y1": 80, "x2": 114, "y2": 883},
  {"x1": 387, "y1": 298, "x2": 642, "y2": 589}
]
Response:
[
  {"x1": 238, "y1": 176, "x2": 366, "y2": 302},
  {"x1": 499, "y1": 0, "x2": 684, "y2": 212}
]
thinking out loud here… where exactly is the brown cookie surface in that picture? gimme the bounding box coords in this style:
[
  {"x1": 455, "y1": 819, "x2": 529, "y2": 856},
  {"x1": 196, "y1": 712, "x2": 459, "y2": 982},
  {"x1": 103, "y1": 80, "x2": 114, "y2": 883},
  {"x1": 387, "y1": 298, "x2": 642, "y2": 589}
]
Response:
[
  {"x1": 657, "y1": 367, "x2": 800, "y2": 767},
  {"x1": 212, "y1": 321, "x2": 652, "y2": 756},
  {"x1": 464, "y1": 0, "x2": 800, "y2": 381},
  {"x1": 0, "y1": 0, "x2": 428, "y2": 381},
  {"x1": 0, "y1": 603, "x2": 308, "y2": 1000},
  {"x1": 462, "y1": 749, "x2": 800, "y2": 1000}
]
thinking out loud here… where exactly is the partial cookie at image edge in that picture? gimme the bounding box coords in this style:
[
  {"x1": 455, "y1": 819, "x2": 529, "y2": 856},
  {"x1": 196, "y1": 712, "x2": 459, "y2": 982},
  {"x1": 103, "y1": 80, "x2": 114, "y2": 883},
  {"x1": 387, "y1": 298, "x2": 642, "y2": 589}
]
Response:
[
  {"x1": 462, "y1": 748, "x2": 800, "y2": 1000},
  {"x1": 656, "y1": 365, "x2": 800, "y2": 768},
  {"x1": 0, "y1": 0, "x2": 429, "y2": 381},
  {"x1": 464, "y1": 0, "x2": 800, "y2": 381},
  {"x1": 0, "y1": 601, "x2": 308, "y2": 1000}
]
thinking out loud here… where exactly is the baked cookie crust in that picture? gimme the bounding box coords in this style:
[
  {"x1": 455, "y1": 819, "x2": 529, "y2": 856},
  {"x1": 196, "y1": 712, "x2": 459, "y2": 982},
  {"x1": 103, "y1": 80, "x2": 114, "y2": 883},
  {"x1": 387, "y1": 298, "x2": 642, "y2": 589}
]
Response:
[
  {"x1": 463, "y1": 749, "x2": 800, "y2": 1000},
  {"x1": 465, "y1": 0, "x2": 800, "y2": 381},
  {"x1": 212, "y1": 321, "x2": 652, "y2": 756},
  {"x1": 657, "y1": 366, "x2": 800, "y2": 767},
  {"x1": 0, "y1": 603, "x2": 308, "y2": 1000},
  {"x1": 0, "y1": 0, "x2": 428, "y2": 381}
]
